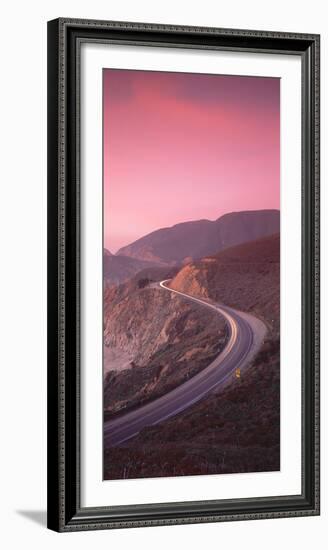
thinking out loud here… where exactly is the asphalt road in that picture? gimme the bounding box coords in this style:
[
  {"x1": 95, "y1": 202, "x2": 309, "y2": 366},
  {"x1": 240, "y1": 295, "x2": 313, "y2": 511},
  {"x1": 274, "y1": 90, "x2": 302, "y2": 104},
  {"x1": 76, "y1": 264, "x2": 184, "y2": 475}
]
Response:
[{"x1": 104, "y1": 280, "x2": 260, "y2": 448}]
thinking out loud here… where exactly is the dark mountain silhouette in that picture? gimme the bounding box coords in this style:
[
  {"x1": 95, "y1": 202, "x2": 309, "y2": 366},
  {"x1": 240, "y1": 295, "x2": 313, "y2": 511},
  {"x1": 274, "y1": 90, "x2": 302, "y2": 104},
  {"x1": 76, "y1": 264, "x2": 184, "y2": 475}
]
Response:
[{"x1": 116, "y1": 209, "x2": 280, "y2": 265}]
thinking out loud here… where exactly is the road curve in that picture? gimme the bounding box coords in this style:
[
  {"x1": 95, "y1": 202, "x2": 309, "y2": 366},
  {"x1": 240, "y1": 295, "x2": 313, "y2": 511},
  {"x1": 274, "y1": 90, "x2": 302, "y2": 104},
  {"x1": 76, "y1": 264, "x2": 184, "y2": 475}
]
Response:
[{"x1": 104, "y1": 280, "x2": 265, "y2": 448}]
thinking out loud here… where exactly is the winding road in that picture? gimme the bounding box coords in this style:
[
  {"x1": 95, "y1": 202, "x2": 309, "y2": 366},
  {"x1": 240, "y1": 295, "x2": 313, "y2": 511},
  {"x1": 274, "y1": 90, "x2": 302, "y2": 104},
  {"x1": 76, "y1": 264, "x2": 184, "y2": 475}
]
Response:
[{"x1": 104, "y1": 280, "x2": 266, "y2": 448}]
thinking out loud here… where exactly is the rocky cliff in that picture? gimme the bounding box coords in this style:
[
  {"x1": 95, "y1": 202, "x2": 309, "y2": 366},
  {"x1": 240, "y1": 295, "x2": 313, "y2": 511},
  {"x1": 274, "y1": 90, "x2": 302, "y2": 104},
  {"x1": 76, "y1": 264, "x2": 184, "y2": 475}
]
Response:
[{"x1": 103, "y1": 280, "x2": 227, "y2": 414}]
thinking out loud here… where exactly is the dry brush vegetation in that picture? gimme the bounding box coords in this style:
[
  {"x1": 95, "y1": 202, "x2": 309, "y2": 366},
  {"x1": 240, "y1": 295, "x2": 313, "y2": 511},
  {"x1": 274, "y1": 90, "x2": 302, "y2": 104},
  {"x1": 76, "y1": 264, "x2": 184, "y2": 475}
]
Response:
[{"x1": 104, "y1": 234, "x2": 280, "y2": 479}]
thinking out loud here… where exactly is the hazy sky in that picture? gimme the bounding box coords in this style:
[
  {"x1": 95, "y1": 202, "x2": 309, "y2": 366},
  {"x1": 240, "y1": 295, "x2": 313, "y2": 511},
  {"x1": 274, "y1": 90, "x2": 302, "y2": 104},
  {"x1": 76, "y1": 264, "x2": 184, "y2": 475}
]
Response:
[{"x1": 103, "y1": 69, "x2": 280, "y2": 253}]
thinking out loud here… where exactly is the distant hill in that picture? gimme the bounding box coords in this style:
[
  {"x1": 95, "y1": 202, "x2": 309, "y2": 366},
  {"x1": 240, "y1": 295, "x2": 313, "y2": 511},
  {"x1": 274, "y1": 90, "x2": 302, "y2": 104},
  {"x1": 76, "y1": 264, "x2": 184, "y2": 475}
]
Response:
[
  {"x1": 117, "y1": 209, "x2": 280, "y2": 265},
  {"x1": 104, "y1": 253, "x2": 158, "y2": 286}
]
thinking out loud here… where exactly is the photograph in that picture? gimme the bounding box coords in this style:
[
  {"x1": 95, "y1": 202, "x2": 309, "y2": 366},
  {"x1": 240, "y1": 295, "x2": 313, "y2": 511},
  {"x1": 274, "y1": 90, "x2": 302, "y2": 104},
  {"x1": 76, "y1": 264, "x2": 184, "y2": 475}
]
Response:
[
  {"x1": 0, "y1": 0, "x2": 324, "y2": 544},
  {"x1": 46, "y1": 16, "x2": 319, "y2": 532},
  {"x1": 103, "y1": 68, "x2": 281, "y2": 480}
]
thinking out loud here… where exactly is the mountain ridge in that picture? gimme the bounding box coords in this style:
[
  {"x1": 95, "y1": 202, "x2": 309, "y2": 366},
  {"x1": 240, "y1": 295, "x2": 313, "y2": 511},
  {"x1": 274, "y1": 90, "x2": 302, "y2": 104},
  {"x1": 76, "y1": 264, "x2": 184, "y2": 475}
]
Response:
[{"x1": 116, "y1": 209, "x2": 280, "y2": 265}]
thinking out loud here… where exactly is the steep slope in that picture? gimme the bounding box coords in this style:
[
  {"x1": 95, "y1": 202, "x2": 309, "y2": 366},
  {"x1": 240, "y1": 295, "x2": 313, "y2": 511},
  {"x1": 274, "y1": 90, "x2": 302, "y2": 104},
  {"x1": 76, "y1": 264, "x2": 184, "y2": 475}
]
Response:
[
  {"x1": 104, "y1": 234, "x2": 280, "y2": 479},
  {"x1": 169, "y1": 233, "x2": 280, "y2": 330},
  {"x1": 116, "y1": 209, "x2": 280, "y2": 265},
  {"x1": 105, "y1": 336, "x2": 280, "y2": 478},
  {"x1": 103, "y1": 280, "x2": 227, "y2": 415}
]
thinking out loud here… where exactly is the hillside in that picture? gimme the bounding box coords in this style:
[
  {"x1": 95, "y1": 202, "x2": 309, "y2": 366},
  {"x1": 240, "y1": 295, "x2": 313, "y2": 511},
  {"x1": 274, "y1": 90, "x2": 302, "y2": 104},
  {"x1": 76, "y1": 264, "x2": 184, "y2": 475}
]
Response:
[
  {"x1": 104, "y1": 234, "x2": 280, "y2": 479},
  {"x1": 116, "y1": 209, "x2": 280, "y2": 265},
  {"x1": 103, "y1": 279, "x2": 227, "y2": 415},
  {"x1": 169, "y1": 233, "x2": 280, "y2": 330},
  {"x1": 105, "y1": 333, "x2": 280, "y2": 479}
]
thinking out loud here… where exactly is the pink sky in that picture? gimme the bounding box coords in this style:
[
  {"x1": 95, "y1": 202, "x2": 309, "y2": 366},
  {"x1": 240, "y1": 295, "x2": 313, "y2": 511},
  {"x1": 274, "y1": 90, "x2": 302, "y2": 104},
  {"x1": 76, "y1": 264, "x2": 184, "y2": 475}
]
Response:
[{"x1": 103, "y1": 69, "x2": 280, "y2": 253}]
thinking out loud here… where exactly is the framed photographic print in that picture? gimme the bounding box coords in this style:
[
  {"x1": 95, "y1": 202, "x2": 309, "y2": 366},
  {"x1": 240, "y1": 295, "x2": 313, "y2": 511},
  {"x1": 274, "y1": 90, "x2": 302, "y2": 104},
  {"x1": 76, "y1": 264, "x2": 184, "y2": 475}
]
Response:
[{"x1": 47, "y1": 18, "x2": 320, "y2": 531}]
